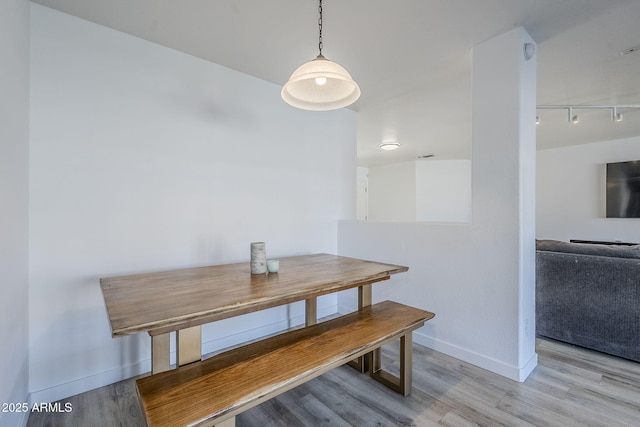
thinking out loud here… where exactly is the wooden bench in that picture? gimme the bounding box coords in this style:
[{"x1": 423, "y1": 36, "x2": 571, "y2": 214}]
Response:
[{"x1": 136, "y1": 300, "x2": 435, "y2": 427}]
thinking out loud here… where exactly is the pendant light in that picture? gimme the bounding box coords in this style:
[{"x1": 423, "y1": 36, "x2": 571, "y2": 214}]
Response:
[{"x1": 281, "y1": 0, "x2": 360, "y2": 111}]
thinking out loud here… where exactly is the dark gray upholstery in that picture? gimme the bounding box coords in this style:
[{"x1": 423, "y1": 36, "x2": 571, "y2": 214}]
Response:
[
  {"x1": 536, "y1": 240, "x2": 640, "y2": 362},
  {"x1": 536, "y1": 239, "x2": 640, "y2": 258}
]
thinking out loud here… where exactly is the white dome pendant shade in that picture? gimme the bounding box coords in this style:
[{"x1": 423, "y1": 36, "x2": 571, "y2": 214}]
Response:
[
  {"x1": 281, "y1": 54, "x2": 361, "y2": 111},
  {"x1": 281, "y1": 0, "x2": 360, "y2": 111}
]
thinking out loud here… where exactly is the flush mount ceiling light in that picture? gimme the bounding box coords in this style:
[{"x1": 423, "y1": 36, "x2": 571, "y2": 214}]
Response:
[
  {"x1": 536, "y1": 104, "x2": 640, "y2": 125},
  {"x1": 379, "y1": 142, "x2": 400, "y2": 151},
  {"x1": 281, "y1": 0, "x2": 360, "y2": 111}
]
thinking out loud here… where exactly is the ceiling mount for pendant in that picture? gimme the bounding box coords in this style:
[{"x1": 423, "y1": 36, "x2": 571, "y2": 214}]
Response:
[{"x1": 281, "y1": 0, "x2": 360, "y2": 111}]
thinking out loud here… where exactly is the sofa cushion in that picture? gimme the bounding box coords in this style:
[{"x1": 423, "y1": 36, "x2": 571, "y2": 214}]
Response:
[{"x1": 536, "y1": 239, "x2": 640, "y2": 259}]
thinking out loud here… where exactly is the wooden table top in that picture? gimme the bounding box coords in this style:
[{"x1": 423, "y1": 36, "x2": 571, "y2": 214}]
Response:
[{"x1": 100, "y1": 253, "x2": 408, "y2": 337}]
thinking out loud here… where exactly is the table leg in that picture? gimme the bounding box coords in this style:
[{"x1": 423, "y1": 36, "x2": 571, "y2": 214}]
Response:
[
  {"x1": 305, "y1": 298, "x2": 317, "y2": 326},
  {"x1": 359, "y1": 284, "x2": 372, "y2": 308},
  {"x1": 177, "y1": 325, "x2": 202, "y2": 367},
  {"x1": 151, "y1": 333, "x2": 170, "y2": 374}
]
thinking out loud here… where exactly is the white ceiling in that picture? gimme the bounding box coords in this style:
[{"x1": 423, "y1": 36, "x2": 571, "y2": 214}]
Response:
[{"x1": 32, "y1": 0, "x2": 640, "y2": 166}]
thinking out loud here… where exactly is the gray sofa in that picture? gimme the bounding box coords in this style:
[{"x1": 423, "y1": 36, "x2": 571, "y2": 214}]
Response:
[{"x1": 536, "y1": 239, "x2": 640, "y2": 362}]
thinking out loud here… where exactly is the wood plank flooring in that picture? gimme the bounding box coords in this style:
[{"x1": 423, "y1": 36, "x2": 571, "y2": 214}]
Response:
[{"x1": 26, "y1": 338, "x2": 640, "y2": 427}]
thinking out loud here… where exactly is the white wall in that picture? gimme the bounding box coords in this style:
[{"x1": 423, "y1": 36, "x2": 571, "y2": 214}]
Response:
[
  {"x1": 368, "y1": 159, "x2": 472, "y2": 222},
  {"x1": 339, "y1": 28, "x2": 537, "y2": 381},
  {"x1": 416, "y1": 159, "x2": 471, "y2": 222},
  {"x1": 29, "y1": 4, "x2": 355, "y2": 403},
  {"x1": 0, "y1": 0, "x2": 30, "y2": 426},
  {"x1": 356, "y1": 167, "x2": 368, "y2": 220},
  {"x1": 367, "y1": 161, "x2": 416, "y2": 221},
  {"x1": 537, "y1": 136, "x2": 640, "y2": 242}
]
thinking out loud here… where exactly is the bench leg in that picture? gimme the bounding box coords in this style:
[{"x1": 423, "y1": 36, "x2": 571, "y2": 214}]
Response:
[
  {"x1": 370, "y1": 333, "x2": 413, "y2": 396},
  {"x1": 347, "y1": 357, "x2": 367, "y2": 373}
]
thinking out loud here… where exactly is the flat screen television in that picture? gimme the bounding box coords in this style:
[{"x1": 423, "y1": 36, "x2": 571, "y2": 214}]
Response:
[{"x1": 606, "y1": 160, "x2": 640, "y2": 218}]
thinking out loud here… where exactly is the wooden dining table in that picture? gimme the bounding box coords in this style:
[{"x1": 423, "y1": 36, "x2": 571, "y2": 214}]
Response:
[{"x1": 100, "y1": 253, "x2": 409, "y2": 374}]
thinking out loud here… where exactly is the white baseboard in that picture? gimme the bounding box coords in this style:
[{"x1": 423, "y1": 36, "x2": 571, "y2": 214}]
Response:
[
  {"x1": 413, "y1": 331, "x2": 538, "y2": 382},
  {"x1": 28, "y1": 357, "x2": 150, "y2": 406},
  {"x1": 517, "y1": 351, "x2": 538, "y2": 381},
  {"x1": 336, "y1": 304, "x2": 539, "y2": 382}
]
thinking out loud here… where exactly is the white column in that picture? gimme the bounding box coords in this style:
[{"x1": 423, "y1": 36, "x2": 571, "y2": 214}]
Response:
[{"x1": 472, "y1": 27, "x2": 538, "y2": 381}]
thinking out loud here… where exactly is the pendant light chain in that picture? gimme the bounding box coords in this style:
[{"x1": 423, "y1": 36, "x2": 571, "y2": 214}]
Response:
[{"x1": 318, "y1": 0, "x2": 323, "y2": 57}]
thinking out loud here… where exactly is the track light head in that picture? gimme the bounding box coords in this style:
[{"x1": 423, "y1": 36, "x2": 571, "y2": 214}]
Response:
[
  {"x1": 568, "y1": 108, "x2": 579, "y2": 124},
  {"x1": 611, "y1": 107, "x2": 623, "y2": 122}
]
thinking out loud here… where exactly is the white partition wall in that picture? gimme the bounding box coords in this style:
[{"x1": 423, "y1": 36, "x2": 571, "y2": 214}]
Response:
[
  {"x1": 415, "y1": 159, "x2": 471, "y2": 222},
  {"x1": 339, "y1": 27, "x2": 537, "y2": 381}
]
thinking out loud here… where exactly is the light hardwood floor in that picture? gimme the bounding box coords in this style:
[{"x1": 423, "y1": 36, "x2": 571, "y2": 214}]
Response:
[{"x1": 27, "y1": 338, "x2": 640, "y2": 426}]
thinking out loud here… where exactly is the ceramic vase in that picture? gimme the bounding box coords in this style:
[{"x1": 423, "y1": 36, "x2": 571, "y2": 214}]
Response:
[{"x1": 250, "y1": 242, "x2": 266, "y2": 274}]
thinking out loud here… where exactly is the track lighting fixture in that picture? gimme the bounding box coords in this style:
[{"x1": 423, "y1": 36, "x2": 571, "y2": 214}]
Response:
[{"x1": 536, "y1": 104, "x2": 639, "y2": 125}]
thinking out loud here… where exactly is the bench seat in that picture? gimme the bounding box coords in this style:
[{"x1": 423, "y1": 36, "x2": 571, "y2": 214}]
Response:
[{"x1": 136, "y1": 300, "x2": 435, "y2": 427}]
